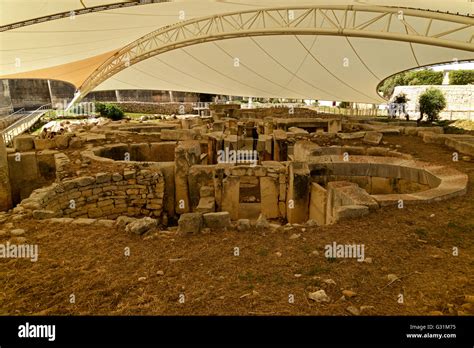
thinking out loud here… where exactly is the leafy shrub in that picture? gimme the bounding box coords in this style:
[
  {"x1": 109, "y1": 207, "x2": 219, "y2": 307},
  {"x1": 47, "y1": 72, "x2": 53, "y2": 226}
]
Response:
[
  {"x1": 418, "y1": 88, "x2": 446, "y2": 123},
  {"x1": 94, "y1": 102, "x2": 124, "y2": 120},
  {"x1": 449, "y1": 70, "x2": 474, "y2": 85},
  {"x1": 104, "y1": 104, "x2": 124, "y2": 121},
  {"x1": 338, "y1": 101, "x2": 351, "y2": 108},
  {"x1": 95, "y1": 102, "x2": 107, "y2": 116}
]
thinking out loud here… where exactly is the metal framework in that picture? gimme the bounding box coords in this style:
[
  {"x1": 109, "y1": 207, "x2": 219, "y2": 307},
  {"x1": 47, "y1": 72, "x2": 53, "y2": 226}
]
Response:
[
  {"x1": 0, "y1": 0, "x2": 169, "y2": 32},
  {"x1": 74, "y1": 5, "x2": 474, "y2": 101}
]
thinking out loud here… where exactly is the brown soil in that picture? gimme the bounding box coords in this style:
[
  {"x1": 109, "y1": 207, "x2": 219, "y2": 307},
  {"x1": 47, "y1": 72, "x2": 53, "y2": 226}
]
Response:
[{"x1": 0, "y1": 134, "x2": 473, "y2": 316}]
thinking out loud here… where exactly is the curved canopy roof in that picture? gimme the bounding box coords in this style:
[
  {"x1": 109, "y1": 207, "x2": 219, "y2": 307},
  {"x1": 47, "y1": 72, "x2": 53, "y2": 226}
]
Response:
[{"x1": 1, "y1": 0, "x2": 473, "y2": 103}]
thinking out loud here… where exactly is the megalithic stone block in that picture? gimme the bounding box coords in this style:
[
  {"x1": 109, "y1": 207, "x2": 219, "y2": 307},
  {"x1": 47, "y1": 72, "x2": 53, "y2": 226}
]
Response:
[
  {"x1": 0, "y1": 138, "x2": 12, "y2": 211},
  {"x1": 286, "y1": 161, "x2": 310, "y2": 224},
  {"x1": 221, "y1": 175, "x2": 239, "y2": 220},
  {"x1": 260, "y1": 176, "x2": 279, "y2": 218},
  {"x1": 174, "y1": 141, "x2": 201, "y2": 214}
]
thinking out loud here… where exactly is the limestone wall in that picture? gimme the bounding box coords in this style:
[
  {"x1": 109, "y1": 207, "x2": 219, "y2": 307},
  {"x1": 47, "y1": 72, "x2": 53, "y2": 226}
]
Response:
[
  {"x1": 20, "y1": 169, "x2": 165, "y2": 220},
  {"x1": 7, "y1": 149, "x2": 57, "y2": 206},
  {"x1": 392, "y1": 85, "x2": 473, "y2": 120},
  {"x1": 0, "y1": 80, "x2": 13, "y2": 116},
  {"x1": 80, "y1": 147, "x2": 175, "y2": 217},
  {"x1": 84, "y1": 90, "x2": 200, "y2": 103},
  {"x1": 8, "y1": 79, "x2": 51, "y2": 110},
  {"x1": 99, "y1": 102, "x2": 196, "y2": 115},
  {"x1": 91, "y1": 142, "x2": 177, "y2": 162}
]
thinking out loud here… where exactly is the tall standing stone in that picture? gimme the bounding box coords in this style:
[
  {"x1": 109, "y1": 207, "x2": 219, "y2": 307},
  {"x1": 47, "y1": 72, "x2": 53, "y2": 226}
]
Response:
[
  {"x1": 286, "y1": 162, "x2": 310, "y2": 224},
  {"x1": 221, "y1": 176, "x2": 240, "y2": 220},
  {"x1": 174, "y1": 141, "x2": 201, "y2": 214},
  {"x1": 0, "y1": 138, "x2": 12, "y2": 211}
]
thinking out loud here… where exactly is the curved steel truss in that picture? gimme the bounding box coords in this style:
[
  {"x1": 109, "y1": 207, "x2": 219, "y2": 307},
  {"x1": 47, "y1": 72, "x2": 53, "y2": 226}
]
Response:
[
  {"x1": 76, "y1": 5, "x2": 474, "y2": 100},
  {"x1": 0, "y1": 0, "x2": 168, "y2": 32}
]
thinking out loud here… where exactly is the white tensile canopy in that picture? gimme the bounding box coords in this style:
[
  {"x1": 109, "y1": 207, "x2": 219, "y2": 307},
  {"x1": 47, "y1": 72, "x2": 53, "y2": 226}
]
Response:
[{"x1": 0, "y1": 0, "x2": 473, "y2": 103}]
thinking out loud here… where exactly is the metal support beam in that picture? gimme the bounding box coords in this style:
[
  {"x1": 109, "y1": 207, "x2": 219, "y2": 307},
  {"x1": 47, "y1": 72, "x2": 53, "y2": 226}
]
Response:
[
  {"x1": 75, "y1": 5, "x2": 474, "y2": 102},
  {"x1": 0, "y1": 0, "x2": 169, "y2": 32}
]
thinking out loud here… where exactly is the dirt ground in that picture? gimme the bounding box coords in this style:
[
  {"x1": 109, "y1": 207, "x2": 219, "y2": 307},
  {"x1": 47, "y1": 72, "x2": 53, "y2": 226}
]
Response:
[{"x1": 0, "y1": 134, "x2": 473, "y2": 316}]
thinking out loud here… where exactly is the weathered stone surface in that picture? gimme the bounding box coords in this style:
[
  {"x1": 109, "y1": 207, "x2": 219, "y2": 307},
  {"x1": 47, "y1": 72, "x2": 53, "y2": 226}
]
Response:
[
  {"x1": 178, "y1": 212, "x2": 202, "y2": 234},
  {"x1": 237, "y1": 219, "x2": 251, "y2": 232},
  {"x1": 363, "y1": 132, "x2": 383, "y2": 145},
  {"x1": 71, "y1": 218, "x2": 96, "y2": 225},
  {"x1": 49, "y1": 217, "x2": 73, "y2": 224},
  {"x1": 337, "y1": 132, "x2": 365, "y2": 140},
  {"x1": 221, "y1": 176, "x2": 239, "y2": 220},
  {"x1": 116, "y1": 216, "x2": 136, "y2": 228},
  {"x1": 175, "y1": 141, "x2": 201, "y2": 214},
  {"x1": 33, "y1": 139, "x2": 55, "y2": 151},
  {"x1": 200, "y1": 186, "x2": 214, "y2": 198},
  {"x1": 14, "y1": 135, "x2": 35, "y2": 152},
  {"x1": 203, "y1": 211, "x2": 231, "y2": 230},
  {"x1": 10, "y1": 228, "x2": 25, "y2": 236},
  {"x1": 32, "y1": 209, "x2": 57, "y2": 220},
  {"x1": 334, "y1": 205, "x2": 369, "y2": 220},
  {"x1": 96, "y1": 172, "x2": 111, "y2": 184},
  {"x1": 55, "y1": 135, "x2": 71, "y2": 149},
  {"x1": 309, "y1": 182, "x2": 327, "y2": 225},
  {"x1": 287, "y1": 162, "x2": 310, "y2": 224},
  {"x1": 0, "y1": 138, "x2": 12, "y2": 211},
  {"x1": 308, "y1": 290, "x2": 330, "y2": 302},
  {"x1": 76, "y1": 176, "x2": 95, "y2": 187},
  {"x1": 260, "y1": 176, "x2": 279, "y2": 218},
  {"x1": 125, "y1": 217, "x2": 157, "y2": 235},
  {"x1": 255, "y1": 213, "x2": 269, "y2": 231},
  {"x1": 96, "y1": 219, "x2": 115, "y2": 228},
  {"x1": 196, "y1": 196, "x2": 215, "y2": 213}
]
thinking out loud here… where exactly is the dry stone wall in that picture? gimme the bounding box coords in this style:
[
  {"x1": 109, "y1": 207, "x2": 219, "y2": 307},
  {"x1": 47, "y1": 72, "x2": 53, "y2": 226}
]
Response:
[{"x1": 20, "y1": 169, "x2": 165, "y2": 220}]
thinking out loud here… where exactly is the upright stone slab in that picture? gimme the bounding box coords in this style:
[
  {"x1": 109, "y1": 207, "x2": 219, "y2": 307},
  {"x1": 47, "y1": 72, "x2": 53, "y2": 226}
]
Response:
[
  {"x1": 260, "y1": 176, "x2": 279, "y2": 218},
  {"x1": 309, "y1": 182, "x2": 327, "y2": 225},
  {"x1": 286, "y1": 162, "x2": 310, "y2": 224},
  {"x1": 273, "y1": 130, "x2": 287, "y2": 161},
  {"x1": 8, "y1": 151, "x2": 39, "y2": 204},
  {"x1": 0, "y1": 138, "x2": 12, "y2": 211},
  {"x1": 328, "y1": 119, "x2": 342, "y2": 133},
  {"x1": 174, "y1": 141, "x2": 201, "y2": 214},
  {"x1": 221, "y1": 176, "x2": 239, "y2": 220}
]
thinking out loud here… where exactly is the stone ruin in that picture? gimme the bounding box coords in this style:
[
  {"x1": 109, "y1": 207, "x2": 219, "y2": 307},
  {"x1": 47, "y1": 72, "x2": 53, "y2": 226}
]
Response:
[{"x1": 0, "y1": 104, "x2": 471, "y2": 235}]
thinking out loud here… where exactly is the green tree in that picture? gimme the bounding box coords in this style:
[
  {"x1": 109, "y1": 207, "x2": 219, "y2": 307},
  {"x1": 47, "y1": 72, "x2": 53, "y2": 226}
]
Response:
[
  {"x1": 378, "y1": 72, "x2": 409, "y2": 98},
  {"x1": 449, "y1": 70, "x2": 474, "y2": 85},
  {"x1": 378, "y1": 69, "x2": 443, "y2": 98},
  {"x1": 406, "y1": 70, "x2": 443, "y2": 85},
  {"x1": 418, "y1": 88, "x2": 446, "y2": 123},
  {"x1": 338, "y1": 101, "x2": 351, "y2": 108}
]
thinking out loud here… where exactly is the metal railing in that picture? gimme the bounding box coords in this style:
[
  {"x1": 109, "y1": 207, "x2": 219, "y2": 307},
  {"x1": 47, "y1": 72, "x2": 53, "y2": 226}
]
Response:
[
  {"x1": 192, "y1": 102, "x2": 210, "y2": 110},
  {"x1": 313, "y1": 105, "x2": 385, "y2": 117},
  {"x1": 0, "y1": 108, "x2": 27, "y2": 130},
  {"x1": 1, "y1": 104, "x2": 51, "y2": 146}
]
